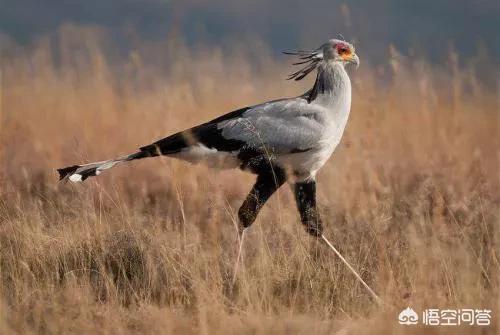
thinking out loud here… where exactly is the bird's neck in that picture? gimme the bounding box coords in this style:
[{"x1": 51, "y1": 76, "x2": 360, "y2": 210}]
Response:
[{"x1": 304, "y1": 62, "x2": 351, "y2": 109}]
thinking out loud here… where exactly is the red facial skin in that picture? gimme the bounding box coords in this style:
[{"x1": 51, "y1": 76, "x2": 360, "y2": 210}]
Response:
[{"x1": 336, "y1": 43, "x2": 351, "y2": 56}]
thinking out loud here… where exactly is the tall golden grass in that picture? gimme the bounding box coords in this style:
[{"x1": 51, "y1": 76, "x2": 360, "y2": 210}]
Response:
[{"x1": 0, "y1": 26, "x2": 499, "y2": 334}]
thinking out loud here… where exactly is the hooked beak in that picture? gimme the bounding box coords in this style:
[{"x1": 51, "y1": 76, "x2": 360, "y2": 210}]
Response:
[{"x1": 349, "y1": 53, "x2": 360, "y2": 68}]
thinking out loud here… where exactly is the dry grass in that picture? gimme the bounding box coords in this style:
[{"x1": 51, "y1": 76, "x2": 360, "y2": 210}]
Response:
[{"x1": 0, "y1": 26, "x2": 499, "y2": 334}]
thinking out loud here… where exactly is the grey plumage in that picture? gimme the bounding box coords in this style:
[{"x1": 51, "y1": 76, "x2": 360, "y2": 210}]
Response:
[{"x1": 57, "y1": 37, "x2": 360, "y2": 236}]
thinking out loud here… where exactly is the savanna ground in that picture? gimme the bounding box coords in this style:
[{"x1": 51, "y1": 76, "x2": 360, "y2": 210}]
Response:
[{"x1": 0, "y1": 26, "x2": 499, "y2": 334}]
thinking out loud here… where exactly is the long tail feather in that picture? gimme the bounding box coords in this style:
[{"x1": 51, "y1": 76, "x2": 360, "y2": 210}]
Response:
[{"x1": 57, "y1": 150, "x2": 151, "y2": 183}]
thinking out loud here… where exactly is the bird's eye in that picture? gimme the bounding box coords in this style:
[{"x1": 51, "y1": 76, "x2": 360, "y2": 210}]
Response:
[{"x1": 337, "y1": 45, "x2": 350, "y2": 55}]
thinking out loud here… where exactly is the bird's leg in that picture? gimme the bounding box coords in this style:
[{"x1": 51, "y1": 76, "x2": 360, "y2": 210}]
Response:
[
  {"x1": 237, "y1": 169, "x2": 286, "y2": 230},
  {"x1": 294, "y1": 179, "x2": 323, "y2": 237},
  {"x1": 231, "y1": 228, "x2": 246, "y2": 287},
  {"x1": 231, "y1": 168, "x2": 287, "y2": 286},
  {"x1": 294, "y1": 180, "x2": 382, "y2": 303}
]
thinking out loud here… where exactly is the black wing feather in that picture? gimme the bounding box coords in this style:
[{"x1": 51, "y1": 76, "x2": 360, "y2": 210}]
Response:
[{"x1": 139, "y1": 107, "x2": 251, "y2": 156}]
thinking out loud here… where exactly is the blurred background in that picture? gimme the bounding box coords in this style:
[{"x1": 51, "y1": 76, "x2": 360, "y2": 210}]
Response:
[
  {"x1": 0, "y1": 1, "x2": 499, "y2": 334},
  {"x1": 1, "y1": 0, "x2": 499, "y2": 70}
]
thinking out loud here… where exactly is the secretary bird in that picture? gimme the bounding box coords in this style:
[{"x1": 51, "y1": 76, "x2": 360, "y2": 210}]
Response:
[{"x1": 58, "y1": 37, "x2": 381, "y2": 302}]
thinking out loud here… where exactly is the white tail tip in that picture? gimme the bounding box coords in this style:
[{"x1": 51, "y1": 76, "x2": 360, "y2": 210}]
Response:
[{"x1": 68, "y1": 174, "x2": 83, "y2": 183}]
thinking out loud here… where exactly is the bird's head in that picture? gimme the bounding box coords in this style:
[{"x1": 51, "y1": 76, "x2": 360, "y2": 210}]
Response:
[
  {"x1": 284, "y1": 35, "x2": 359, "y2": 81},
  {"x1": 322, "y1": 39, "x2": 359, "y2": 67}
]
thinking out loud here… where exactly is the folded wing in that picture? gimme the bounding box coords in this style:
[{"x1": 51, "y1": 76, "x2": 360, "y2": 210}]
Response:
[
  {"x1": 138, "y1": 98, "x2": 326, "y2": 169},
  {"x1": 218, "y1": 98, "x2": 325, "y2": 154}
]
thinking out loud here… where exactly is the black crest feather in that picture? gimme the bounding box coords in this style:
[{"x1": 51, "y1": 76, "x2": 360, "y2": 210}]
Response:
[{"x1": 283, "y1": 48, "x2": 323, "y2": 81}]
